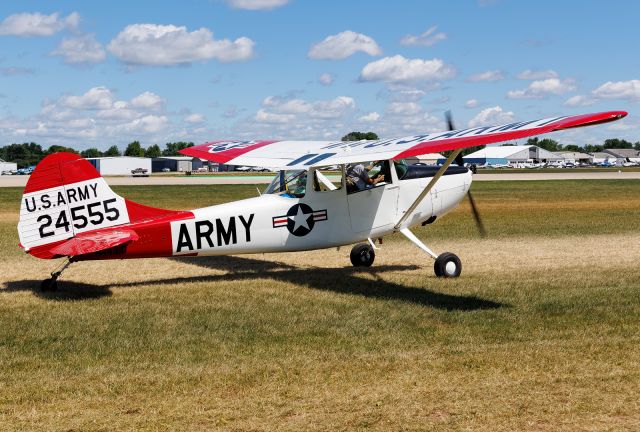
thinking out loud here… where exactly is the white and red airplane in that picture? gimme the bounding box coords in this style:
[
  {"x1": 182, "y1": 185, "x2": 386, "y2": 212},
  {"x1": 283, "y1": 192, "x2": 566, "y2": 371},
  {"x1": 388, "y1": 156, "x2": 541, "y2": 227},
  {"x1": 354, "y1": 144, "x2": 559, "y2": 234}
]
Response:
[{"x1": 17, "y1": 111, "x2": 626, "y2": 290}]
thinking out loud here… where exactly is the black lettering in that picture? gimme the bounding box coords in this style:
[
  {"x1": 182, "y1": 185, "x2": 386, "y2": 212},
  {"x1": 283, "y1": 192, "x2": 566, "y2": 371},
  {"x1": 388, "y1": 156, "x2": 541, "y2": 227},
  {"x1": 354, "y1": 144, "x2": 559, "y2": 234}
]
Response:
[
  {"x1": 238, "y1": 214, "x2": 254, "y2": 242},
  {"x1": 66, "y1": 188, "x2": 77, "y2": 203},
  {"x1": 41, "y1": 194, "x2": 51, "y2": 209},
  {"x1": 176, "y1": 224, "x2": 194, "y2": 253},
  {"x1": 25, "y1": 197, "x2": 36, "y2": 212},
  {"x1": 78, "y1": 185, "x2": 90, "y2": 201},
  {"x1": 195, "y1": 220, "x2": 215, "y2": 249},
  {"x1": 216, "y1": 217, "x2": 237, "y2": 246},
  {"x1": 89, "y1": 182, "x2": 98, "y2": 198},
  {"x1": 57, "y1": 191, "x2": 66, "y2": 205}
]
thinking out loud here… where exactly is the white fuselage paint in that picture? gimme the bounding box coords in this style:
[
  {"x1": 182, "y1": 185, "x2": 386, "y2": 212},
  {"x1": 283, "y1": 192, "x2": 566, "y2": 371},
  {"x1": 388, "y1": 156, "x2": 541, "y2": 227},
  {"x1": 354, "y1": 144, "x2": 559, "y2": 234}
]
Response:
[{"x1": 169, "y1": 169, "x2": 472, "y2": 256}]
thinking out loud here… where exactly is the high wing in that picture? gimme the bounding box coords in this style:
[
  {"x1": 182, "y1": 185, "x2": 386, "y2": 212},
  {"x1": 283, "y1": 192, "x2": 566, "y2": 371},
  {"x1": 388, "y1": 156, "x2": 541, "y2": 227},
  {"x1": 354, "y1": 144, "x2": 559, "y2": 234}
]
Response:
[{"x1": 180, "y1": 111, "x2": 626, "y2": 169}]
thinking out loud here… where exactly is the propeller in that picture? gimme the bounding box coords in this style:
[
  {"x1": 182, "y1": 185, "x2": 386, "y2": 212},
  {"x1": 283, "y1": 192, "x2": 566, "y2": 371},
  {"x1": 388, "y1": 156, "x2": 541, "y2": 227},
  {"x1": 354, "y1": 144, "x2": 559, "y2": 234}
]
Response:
[{"x1": 445, "y1": 110, "x2": 487, "y2": 238}]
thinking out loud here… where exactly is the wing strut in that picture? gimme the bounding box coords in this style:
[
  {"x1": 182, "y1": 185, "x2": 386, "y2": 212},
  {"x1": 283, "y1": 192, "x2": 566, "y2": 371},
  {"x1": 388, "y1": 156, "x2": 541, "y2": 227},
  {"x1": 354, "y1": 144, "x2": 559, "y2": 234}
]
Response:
[{"x1": 393, "y1": 149, "x2": 462, "y2": 230}]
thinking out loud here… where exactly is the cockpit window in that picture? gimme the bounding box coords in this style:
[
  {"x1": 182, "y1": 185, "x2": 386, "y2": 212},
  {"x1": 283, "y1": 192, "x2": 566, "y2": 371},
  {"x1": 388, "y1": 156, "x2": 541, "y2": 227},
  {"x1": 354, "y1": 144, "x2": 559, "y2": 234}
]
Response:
[
  {"x1": 265, "y1": 170, "x2": 307, "y2": 198},
  {"x1": 313, "y1": 167, "x2": 342, "y2": 192}
]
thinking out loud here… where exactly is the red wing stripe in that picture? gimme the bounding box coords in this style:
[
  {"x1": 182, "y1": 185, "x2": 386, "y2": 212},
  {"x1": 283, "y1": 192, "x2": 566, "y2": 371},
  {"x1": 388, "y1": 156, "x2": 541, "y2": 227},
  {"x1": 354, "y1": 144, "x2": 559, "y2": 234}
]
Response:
[
  {"x1": 180, "y1": 140, "x2": 278, "y2": 164},
  {"x1": 397, "y1": 111, "x2": 627, "y2": 159}
]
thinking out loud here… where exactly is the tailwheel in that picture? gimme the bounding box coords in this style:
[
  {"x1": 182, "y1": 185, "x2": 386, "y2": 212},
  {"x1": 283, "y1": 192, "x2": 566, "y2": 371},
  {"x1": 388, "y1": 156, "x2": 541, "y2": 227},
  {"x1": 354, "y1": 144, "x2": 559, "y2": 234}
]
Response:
[
  {"x1": 434, "y1": 252, "x2": 461, "y2": 278},
  {"x1": 350, "y1": 243, "x2": 375, "y2": 267}
]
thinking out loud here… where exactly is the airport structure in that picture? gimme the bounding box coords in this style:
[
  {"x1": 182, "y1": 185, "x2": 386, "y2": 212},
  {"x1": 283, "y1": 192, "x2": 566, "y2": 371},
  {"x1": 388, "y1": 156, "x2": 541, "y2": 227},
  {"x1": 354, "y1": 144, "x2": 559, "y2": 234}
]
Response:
[
  {"x1": 462, "y1": 145, "x2": 564, "y2": 165},
  {"x1": 86, "y1": 156, "x2": 151, "y2": 175},
  {"x1": 603, "y1": 148, "x2": 640, "y2": 162},
  {"x1": 151, "y1": 156, "x2": 208, "y2": 172},
  {"x1": 555, "y1": 151, "x2": 592, "y2": 164},
  {"x1": 0, "y1": 158, "x2": 18, "y2": 174}
]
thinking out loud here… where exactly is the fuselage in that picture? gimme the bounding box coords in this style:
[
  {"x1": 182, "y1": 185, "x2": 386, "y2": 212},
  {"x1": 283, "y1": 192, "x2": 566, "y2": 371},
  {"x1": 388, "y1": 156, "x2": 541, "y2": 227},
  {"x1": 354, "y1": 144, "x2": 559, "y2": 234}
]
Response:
[{"x1": 110, "y1": 164, "x2": 472, "y2": 259}]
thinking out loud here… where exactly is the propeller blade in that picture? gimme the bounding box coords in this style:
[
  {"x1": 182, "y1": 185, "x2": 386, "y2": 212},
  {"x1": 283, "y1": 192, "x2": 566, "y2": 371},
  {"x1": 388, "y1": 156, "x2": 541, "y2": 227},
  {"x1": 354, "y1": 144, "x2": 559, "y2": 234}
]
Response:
[
  {"x1": 467, "y1": 190, "x2": 487, "y2": 238},
  {"x1": 445, "y1": 110, "x2": 465, "y2": 167}
]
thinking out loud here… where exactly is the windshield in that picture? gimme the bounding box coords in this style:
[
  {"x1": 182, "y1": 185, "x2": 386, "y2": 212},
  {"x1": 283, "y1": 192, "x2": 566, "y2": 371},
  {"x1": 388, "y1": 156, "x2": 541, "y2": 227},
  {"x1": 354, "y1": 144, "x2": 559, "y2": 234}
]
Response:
[{"x1": 265, "y1": 170, "x2": 307, "y2": 198}]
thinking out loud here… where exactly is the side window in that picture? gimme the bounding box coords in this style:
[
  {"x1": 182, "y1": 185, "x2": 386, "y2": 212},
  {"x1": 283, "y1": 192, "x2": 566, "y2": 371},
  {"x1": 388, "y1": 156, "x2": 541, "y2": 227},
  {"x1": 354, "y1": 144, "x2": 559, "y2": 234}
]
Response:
[
  {"x1": 313, "y1": 167, "x2": 342, "y2": 192},
  {"x1": 346, "y1": 160, "x2": 390, "y2": 194}
]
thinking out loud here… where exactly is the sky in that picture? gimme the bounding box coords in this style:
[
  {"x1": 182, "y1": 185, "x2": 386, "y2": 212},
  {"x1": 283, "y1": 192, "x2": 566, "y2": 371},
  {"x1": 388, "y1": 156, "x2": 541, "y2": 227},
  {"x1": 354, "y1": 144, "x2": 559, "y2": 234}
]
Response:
[{"x1": 0, "y1": 0, "x2": 638, "y2": 151}]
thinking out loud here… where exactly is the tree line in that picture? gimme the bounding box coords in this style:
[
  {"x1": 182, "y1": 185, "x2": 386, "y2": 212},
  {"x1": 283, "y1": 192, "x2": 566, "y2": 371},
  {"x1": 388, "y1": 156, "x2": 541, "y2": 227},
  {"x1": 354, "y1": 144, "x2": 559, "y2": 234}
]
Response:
[{"x1": 0, "y1": 141, "x2": 194, "y2": 168}]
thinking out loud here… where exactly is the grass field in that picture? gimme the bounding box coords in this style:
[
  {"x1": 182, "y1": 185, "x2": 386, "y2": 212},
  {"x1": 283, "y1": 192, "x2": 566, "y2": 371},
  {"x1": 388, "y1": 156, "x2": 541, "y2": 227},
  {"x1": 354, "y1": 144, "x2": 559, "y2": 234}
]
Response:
[{"x1": 1, "y1": 181, "x2": 639, "y2": 431}]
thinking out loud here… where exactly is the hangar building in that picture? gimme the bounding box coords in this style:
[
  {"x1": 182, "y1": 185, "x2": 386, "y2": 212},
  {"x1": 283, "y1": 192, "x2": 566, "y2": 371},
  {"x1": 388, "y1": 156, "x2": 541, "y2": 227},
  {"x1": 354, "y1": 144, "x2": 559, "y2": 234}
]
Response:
[
  {"x1": 0, "y1": 158, "x2": 18, "y2": 174},
  {"x1": 463, "y1": 145, "x2": 564, "y2": 165},
  {"x1": 555, "y1": 151, "x2": 592, "y2": 164},
  {"x1": 152, "y1": 156, "x2": 205, "y2": 172},
  {"x1": 86, "y1": 157, "x2": 151, "y2": 175}
]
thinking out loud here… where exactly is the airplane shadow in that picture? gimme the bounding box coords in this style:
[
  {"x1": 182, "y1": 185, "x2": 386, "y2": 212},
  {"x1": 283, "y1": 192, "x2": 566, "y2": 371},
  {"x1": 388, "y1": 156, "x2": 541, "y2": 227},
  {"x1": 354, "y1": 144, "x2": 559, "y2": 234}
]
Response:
[{"x1": 2, "y1": 255, "x2": 504, "y2": 311}]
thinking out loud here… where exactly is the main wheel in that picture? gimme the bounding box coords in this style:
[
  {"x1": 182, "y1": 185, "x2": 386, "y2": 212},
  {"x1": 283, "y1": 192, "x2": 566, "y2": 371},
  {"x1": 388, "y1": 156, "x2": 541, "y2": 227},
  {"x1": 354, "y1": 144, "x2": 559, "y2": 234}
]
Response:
[
  {"x1": 434, "y1": 252, "x2": 462, "y2": 278},
  {"x1": 350, "y1": 243, "x2": 375, "y2": 267},
  {"x1": 40, "y1": 278, "x2": 58, "y2": 292}
]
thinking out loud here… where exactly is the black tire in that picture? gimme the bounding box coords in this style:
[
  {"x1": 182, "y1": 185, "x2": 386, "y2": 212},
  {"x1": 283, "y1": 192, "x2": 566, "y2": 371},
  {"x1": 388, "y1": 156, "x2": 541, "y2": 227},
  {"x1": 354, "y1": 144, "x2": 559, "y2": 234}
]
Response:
[
  {"x1": 434, "y1": 252, "x2": 462, "y2": 278},
  {"x1": 350, "y1": 243, "x2": 375, "y2": 267},
  {"x1": 40, "y1": 278, "x2": 58, "y2": 292}
]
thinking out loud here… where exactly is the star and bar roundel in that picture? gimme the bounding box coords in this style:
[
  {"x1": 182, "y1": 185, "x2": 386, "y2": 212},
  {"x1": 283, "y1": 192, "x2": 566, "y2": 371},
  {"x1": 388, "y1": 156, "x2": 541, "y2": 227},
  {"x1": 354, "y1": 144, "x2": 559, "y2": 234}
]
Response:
[{"x1": 272, "y1": 203, "x2": 328, "y2": 237}]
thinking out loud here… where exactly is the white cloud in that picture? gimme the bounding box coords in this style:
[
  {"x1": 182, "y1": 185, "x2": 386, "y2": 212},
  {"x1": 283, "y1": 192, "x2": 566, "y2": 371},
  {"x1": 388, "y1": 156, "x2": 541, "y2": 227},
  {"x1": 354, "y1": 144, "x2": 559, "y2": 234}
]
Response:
[
  {"x1": 184, "y1": 113, "x2": 206, "y2": 123},
  {"x1": 563, "y1": 95, "x2": 597, "y2": 107},
  {"x1": 225, "y1": 0, "x2": 290, "y2": 10},
  {"x1": 254, "y1": 95, "x2": 356, "y2": 125},
  {"x1": 107, "y1": 24, "x2": 254, "y2": 66},
  {"x1": 359, "y1": 112, "x2": 380, "y2": 122},
  {"x1": 359, "y1": 55, "x2": 456, "y2": 83},
  {"x1": 0, "y1": 11, "x2": 79, "y2": 37},
  {"x1": 468, "y1": 106, "x2": 515, "y2": 127},
  {"x1": 465, "y1": 99, "x2": 479, "y2": 109},
  {"x1": 59, "y1": 86, "x2": 115, "y2": 110},
  {"x1": 50, "y1": 34, "x2": 106, "y2": 65},
  {"x1": 400, "y1": 26, "x2": 447, "y2": 47},
  {"x1": 1, "y1": 67, "x2": 35, "y2": 76},
  {"x1": 592, "y1": 80, "x2": 640, "y2": 100},
  {"x1": 467, "y1": 69, "x2": 505, "y2": 82},
  {"x1": 507, "y1": 78, "x2": 576, "y2": 99},
  {"x1": 516, "y1": 69, "x2": 558, "y2": 80},
  {"x1": 130, "y1": 91, "x2": 165, "y2": 110},
  {"x1": 120, "y1": 115, "x2": 169, "y2": 134},
  {"x1": 386, "y1": 102, "x2": 421, "y2": 116},
  {"x1": 308, "y1": 30, "x2": 382, "y2": 60},
  {"x1": 318, "y1": 72, "x2": 334, "y2": 86}
]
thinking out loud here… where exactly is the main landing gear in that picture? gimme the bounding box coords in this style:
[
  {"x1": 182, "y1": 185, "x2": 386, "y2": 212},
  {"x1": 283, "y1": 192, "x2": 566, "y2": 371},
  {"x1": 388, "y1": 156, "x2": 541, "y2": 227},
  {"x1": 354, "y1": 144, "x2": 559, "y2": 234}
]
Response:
[
  {"x1": 40, "y1": 258, "x2": 73, "y2": 292},
  {"x1": 349, "y1": 231, "x2": 461, "y2": 278}
]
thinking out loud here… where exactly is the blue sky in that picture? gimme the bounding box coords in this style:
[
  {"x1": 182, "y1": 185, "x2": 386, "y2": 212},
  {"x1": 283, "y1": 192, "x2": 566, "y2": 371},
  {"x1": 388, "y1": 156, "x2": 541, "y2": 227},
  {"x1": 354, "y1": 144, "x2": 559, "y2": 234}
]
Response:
[{"x1": 0, "y1": 0, "x2": 638, "y2": 150}]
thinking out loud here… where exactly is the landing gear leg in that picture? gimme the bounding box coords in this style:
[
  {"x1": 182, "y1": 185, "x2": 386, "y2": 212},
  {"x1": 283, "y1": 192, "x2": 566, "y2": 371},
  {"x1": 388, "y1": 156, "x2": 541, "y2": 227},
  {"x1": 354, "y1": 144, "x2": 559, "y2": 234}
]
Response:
[
  {"x1": 399, "y1": 228, "x2": 462, "y2": 278},
  {"x1": 40, "y1": 258, "x2": 73, "y2": 292}
]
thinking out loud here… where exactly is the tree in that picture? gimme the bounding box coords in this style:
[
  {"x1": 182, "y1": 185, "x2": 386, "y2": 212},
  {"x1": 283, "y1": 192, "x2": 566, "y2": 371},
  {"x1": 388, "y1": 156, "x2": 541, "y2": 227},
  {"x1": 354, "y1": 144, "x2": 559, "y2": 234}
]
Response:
[
  {"x1": 0, "y1": 142, "x2": 45, "y2": 168},
  {"x1": 80, "y1": 148, "x2": 103, "y2": 158},
  {"x1": 563, "y1": 144, "x2": 582, "y2": 152},
  {"x1": 46, "y1": 145, "x2": 78, "y2": 155},
  {"x1": 584, "y1": 144, "x2": 603, "y2": 153},
  {"x1": 634, "y1": 142, "x2": 640, "y2": 151},
  {"x1": 124, "y1": 141, "x2": 145, "y2": 157},
  {"x1": 341, "y1": 131, "x2": 379, "y2": 141},
  {"x1": 145, "y1": 144, "x2": 162, "y2": 158},
  {"x1": 162, "y1": 142, "x2": 194, "y2": 156},
  {"x1": 104, "y1": 145, "x2": 122, "y2": 156},
  {"x1": 526, "y1": 137, "x2": 562, "y2": 152},
  {"x1": 603, "y1": 138, "x2": 633, "y2": 149}
]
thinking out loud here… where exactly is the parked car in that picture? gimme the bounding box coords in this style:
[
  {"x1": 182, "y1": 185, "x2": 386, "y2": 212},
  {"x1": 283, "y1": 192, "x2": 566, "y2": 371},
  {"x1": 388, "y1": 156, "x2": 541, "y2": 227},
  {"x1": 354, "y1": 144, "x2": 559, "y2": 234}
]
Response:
[{"x1": 131, "y1": 167, "x2": 149, "y2": 177}]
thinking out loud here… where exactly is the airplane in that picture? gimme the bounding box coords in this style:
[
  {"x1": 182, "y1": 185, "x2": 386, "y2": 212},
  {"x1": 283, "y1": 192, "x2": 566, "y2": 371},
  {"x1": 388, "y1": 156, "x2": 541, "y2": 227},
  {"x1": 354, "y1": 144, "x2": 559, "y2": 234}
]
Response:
[{"x1": 17, "y1": 110, "x2": 626, "y2": 291}]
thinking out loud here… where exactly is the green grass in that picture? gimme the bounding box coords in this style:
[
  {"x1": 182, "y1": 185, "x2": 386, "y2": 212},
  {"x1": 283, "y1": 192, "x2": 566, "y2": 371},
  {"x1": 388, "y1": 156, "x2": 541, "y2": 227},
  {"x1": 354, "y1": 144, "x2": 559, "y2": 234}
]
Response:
[{"x1": 1, "y1": 181, "x2": 640, "y2": 431}]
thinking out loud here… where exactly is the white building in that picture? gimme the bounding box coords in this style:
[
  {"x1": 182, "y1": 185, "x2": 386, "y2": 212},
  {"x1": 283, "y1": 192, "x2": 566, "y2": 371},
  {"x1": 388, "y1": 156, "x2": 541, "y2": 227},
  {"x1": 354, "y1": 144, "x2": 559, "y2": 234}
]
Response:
[
  {"x1": 86, "y1": 157, "x2": 151, "y2": 175},
  {"x1": 463, "y1": 145, "x2": 564, "y2": 165},
  {"x1": 404, "y1": 153, "x2": 443, "y2": 165},
  {"x1": 555, "y1": 152, "x2": 592, "y2": 164},
  {"x1": 0, "y1": 158, "x2": 18, "y2": 174}
]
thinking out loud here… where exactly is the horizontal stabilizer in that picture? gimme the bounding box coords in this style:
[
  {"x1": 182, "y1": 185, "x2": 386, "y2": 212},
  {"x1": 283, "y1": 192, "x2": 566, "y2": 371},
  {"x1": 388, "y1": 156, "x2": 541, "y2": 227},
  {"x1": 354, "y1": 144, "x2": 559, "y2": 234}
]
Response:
[{"x1": 48, "y1": 228, "x2": 139, "y2": 257}]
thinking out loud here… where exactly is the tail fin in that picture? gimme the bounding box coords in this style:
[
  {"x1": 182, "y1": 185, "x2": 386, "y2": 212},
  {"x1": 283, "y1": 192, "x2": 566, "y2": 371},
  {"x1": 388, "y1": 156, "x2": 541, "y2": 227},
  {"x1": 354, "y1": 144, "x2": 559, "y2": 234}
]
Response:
[{"x1": 18, "y1": 152, "x2": 174, "y2": 258}]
